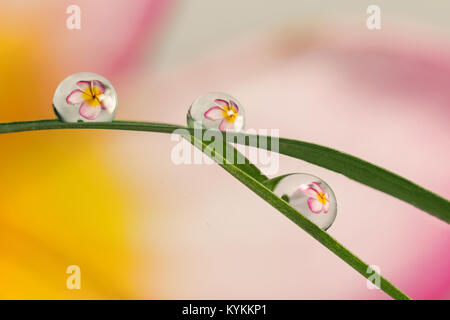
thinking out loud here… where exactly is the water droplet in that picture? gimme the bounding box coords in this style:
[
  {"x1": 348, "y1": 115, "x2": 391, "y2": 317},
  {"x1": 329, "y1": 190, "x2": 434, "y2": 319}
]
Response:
[
  {"x1": 53, "y1": 72, "x2": 118, "y2": 123},
  {"x1": 272, "y1": 173, "x2": 337, "y2": 230},
  {"x1": 187, "y1": 92, "x2": 245, "y2": 132}
]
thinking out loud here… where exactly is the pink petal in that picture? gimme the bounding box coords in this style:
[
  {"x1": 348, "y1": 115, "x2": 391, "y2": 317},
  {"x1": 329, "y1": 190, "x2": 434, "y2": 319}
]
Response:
[
  {"x1": 299, "y1": 185, "x2": 318, "y2": 198},
  {"x1": 323, "y1": 200, "x2": 330, "y2": 213},
  {"x1": 214, "y1": 99, "x2": 229, "y2": 108},
  {"x1": 76, "y1": 81, "x2": 92, "y2": 91},
  {"x1": 204, "y1": 106, "x2": 225, "y2": 120},
  {"x1": 230, "y1": 100, "x2": 239, "y2": 112},
  {"x1": 307, "y1": 198, "x2": 323, "y2": 214},
  {"x1": 91, "y1": 80, "x2": 105, "y2": 94},
  {"x1": 312, "y1": 182, "x2": 325, "y2": 194},
  {"x1": 66, "y1": 89, "x2": 87, "y2": 105},
  {"x1": 79, "y1": 102, "x2": 102, "y2": 120},
  {"x1": 219, "y1": 119, "x2": 235, "y2": 131}
]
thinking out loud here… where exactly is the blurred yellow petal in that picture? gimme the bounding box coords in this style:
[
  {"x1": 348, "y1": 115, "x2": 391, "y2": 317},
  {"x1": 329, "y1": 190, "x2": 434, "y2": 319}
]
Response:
[{"x1": 0, "y1": 132, "x2": 148, "y2": 299}]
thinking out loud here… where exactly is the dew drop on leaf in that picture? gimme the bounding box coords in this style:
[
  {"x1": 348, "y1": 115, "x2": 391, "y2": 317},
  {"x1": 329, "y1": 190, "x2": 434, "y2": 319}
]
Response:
[
  {"x1": 273, "y1": 173, "x2": 337, "y2": 230},
  {"x1": 53, "y1": 72, "x2": 118, "y2": 123},
  {"x1": 187, "y1": 92, "x2": 246, "y2": 132}
]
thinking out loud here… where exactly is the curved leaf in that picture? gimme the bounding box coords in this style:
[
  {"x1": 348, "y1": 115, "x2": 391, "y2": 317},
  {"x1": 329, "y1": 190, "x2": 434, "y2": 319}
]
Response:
[
  {"x1": 0, "y1": 119, "x2": 414, "y2": 299},
  {"x1": 2, "y1": 120, "x2": 448, "y2": 222},
  {"x1": 184, "y1": 133, "x2": 410, "y2": 300}
]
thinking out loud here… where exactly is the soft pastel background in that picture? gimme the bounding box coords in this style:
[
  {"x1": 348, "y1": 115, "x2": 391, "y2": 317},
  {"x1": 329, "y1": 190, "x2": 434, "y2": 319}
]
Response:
[{"x1": 0, "y1": 0, "x2": 449, "y2": 299}]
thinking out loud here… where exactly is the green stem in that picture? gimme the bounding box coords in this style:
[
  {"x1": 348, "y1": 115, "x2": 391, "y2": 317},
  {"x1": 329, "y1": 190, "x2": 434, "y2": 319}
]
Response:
[
  {"x1": 0, "y1": 119, "x2": 413, "y2": 299},
  {"x1": 185, "y1": 133, "x2": 410, "y2": 300},
  {"x1": 2, "y1": 119, "x2": 448, "y2": 223}
]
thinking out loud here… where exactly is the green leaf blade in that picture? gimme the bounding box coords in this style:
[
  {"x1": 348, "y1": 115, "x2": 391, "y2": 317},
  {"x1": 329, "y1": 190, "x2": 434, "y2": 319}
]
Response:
[
  {"x1": 275, "y1": 137, "x2": 450, "y2": 223},
  {"x1": 187, "y1": 134, "x2": 410, "y2": 300},
  {"x1": 1, "y1": 120, "x2": 448, "y2": 223},
  {"x1": 0, "y1": 119, "x2": 419, "y2": 299}
]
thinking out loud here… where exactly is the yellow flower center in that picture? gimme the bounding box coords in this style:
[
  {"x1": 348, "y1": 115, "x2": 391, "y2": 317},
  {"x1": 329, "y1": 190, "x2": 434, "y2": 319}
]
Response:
[
  {"x1": 317, "y1": 192, "x2": 328, "y2": 204},
  {"x1": 82, "y1": 86, "x2": 102, "y2": 107},
  {"x1": 221, "y1": 105, "x2": 238, "y2": 123}
]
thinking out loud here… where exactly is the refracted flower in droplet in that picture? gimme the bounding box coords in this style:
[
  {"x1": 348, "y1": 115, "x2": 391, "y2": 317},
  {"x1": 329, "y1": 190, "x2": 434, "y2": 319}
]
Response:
[
  {"x1": 53, "y1": 72, "x2": 118, "y2": 123},
  {"x1": 299, "y1": 182, "x2": 330, "y2": 214},
  {"x1": 66, "y1": 80, "x2": 115, "y2": 120},
  {"x1": 272, "y1": 173, "x2": 337, "y2": 230},
  {"x1": 187, "y1": 92, "x2": 245, "y2": 132},
  {"x1": 204, "y1": 99, "x2": 241, "y2": 131}
]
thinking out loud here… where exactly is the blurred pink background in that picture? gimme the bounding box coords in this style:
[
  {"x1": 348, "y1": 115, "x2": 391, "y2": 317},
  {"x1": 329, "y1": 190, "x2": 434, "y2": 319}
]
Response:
[{"x1": 0, "y1": 0, "x2": 449, "y2": 299}]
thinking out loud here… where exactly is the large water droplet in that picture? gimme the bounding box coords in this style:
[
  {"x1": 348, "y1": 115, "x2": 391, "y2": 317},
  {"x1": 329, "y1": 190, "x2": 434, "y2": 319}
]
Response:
[
  {"x1": 272, "y1": 173, "x2": 337, "y2": 230},
  {"x1": 53, "y1": 72, "x2": 118, "y2": 123},
  {"x1": 187, "y1": 92, "x2": 245, "y2": 132}
]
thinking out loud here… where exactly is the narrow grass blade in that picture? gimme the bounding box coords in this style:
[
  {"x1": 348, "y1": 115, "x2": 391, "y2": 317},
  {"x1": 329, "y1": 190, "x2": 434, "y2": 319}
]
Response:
[
  {"x1": 0, "y1": 119, "x2": 415, "y2": 298},
  {"x1": 184, "y1": 133, "x2": 410, "y2": 300},
  {"x1": 1, "y1": 119, "x2": 448, "y2": 223}
]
